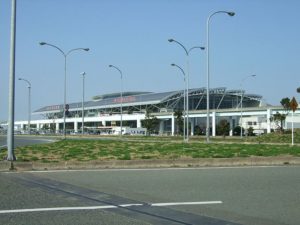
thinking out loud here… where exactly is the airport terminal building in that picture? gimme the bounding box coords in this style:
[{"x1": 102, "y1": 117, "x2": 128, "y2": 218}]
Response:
[{"x1": 12, "y1": 87, "x2": 300, "y2": 136}]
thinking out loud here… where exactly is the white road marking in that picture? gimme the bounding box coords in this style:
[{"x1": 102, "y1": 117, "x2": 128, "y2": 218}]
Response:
[
  {"x1": 151, "y1": 201, "x2": 223, "y2": 206},
  {"x1": 0, "y1": 205, "x2": 117, "y2": 214},
  {"x1": 32, "y1": 139, "x2": 56, "y2": 143},
  {"x1": 119, "y1": 204, "x2": 144, "y2": 207},
  {"x1": 0, "y1": 201, "x2": 222, "y2": 214}
]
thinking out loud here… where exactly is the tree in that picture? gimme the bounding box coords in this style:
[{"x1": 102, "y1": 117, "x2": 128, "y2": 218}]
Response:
[
  {"x1": 194, "y1": 125, "x2": 204, "y2": 135},
  {"x1": 216, "y1": 119, "x2": 230, "y2": 138},
  {"x1": 41, "y1": 124, "x2": 49, "y2": 130},
  {"x1": 50, "y1": 123, "x2": 56, "y2": 132},
  {"x1": 270, "y1": 112, "x2": 287, "y2": 133},
  {"x1": 270, "y1": 97, "x2": 291, "y2": 133},
  {"x1": 233, "y1": 126, "x2": 244, "y2": 136},
  {"x1": 174, "y1": 110, "x2": 184, "y2": 135},
  {"x1": 141, "y1": 110, "x2": 159, "y2": 135},
  {"x1": 280, "y1": 97, "x2": 291, "y2": 112},
  {"x1": 247, "y1": 126, "x2": 255, "y2": 136}
]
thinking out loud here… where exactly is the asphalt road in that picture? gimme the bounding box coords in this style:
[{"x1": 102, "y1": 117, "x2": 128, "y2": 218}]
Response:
[
  {"x1": 0, "y1": 166, "x2": 299, "y2": 225},
  {"x1": 0, "y1": 135, "x2": 56, "y2": 149}
]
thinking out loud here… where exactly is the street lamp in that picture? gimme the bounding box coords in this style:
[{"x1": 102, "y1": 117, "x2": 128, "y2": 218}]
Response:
[
  {"x1": 7, "y1": 0, "x2": 17, "y2": 161},
  {"x1": 168, "y1": 39, "x2": 205, "y2": 141},
  {"x1": 39, "y1": 42, "x2": 89, "y2": 138},
  {"x1": 240, "y1": 74, "x2": 256, "y2": 138},
  {"x1": 18, "y1": 78, "x2": 31, "y2": 134},
  {"x1": 171, "y1": 63, "x2": 186, "y2": 142},
  {"x1": 206, "y1": 11, "x2": 235, "y2": 143},
  {"x1": 108, "y1": 65, "x2": 123, "y2": 136},
  {"x1": 80, "y1": 72, "x2": 86, "y2": 135}
]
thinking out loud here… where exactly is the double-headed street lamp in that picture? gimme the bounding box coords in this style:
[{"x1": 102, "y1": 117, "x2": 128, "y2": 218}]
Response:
[
  {"x1": 108, "y1": 65, "x2": 123, "y2": 136},
  {"x1": 18, "y1": 78, "x2": 31, "y2": 134},
  {"x1": 240, "y1": 74, "x2": 256, "y2": 138},
  {"x1": 206, "y1": 11, "x2": 235, "y2": 143},
  {"x1": 168, "y1": 39, "x2": 205, "y2": 141},
  {"x1": 80, "y1": 72, "x2": 86, "y2": 135},
  {"x1": 171, "y1": 63, "x2": 186, "y2": 142},
  {"x1": 39, "y1": 42, "x2": 89, "y2": 138}
]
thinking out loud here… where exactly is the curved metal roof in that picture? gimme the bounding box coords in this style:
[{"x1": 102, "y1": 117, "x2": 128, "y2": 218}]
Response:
[
  {"x1": 92, "y1": 91, "x2": 152, "y2": 100},
  {"x1": 33, "y1": 87, "x2": 262, "y2": 114}
]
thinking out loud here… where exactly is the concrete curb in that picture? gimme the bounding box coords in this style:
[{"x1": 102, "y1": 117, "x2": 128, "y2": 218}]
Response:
[{"x1": 0, "y1": 156, "x2": 300, "y2": 172}]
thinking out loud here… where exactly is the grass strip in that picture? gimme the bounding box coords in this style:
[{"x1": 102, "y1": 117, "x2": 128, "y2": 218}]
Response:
[{"x1": 1, "y1": 137, "x2": 299, "y2": 163}]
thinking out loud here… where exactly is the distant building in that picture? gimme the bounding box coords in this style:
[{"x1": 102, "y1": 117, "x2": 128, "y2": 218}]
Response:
[{"x1": 4, "y1": 87, "x2": 300, "y2": 136}]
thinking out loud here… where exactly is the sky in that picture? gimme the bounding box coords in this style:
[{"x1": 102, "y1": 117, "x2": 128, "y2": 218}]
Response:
[{"x1": 1, "y1": 0, "x2": 300, "y2": 122}]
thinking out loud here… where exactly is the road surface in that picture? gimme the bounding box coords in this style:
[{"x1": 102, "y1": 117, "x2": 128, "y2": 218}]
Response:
[
  {"x1": 0, "y1": 135, "x2": 56, "y2": 149},
  {"x1": 0, "y1": 166, "x2": 299, "y2": 225}
]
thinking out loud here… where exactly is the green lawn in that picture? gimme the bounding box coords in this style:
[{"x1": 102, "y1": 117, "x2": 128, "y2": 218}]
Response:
[{"x1": 1, "y1": 134, "x2": 300, "y2": 163}]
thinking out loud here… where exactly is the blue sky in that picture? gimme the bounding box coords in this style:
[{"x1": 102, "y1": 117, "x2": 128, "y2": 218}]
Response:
[{"x1": 1, "y1": 0, "x2": 300, "y2": 121}]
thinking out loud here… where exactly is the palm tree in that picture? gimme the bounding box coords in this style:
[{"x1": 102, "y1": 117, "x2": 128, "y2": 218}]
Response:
[{"x1": 174, "y1": 110, "x2": 183, "y2": 135}]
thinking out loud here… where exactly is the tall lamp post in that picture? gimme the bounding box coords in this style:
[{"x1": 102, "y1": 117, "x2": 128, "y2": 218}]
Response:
[
  {"x1": 7, "y1": 0, "x2": 17, "y2": 161},
  {"x1": 39, "y1": 42, "x2": 89, "y2": 139},
  {"x1": 171, "y1": 63, "x2": 186, "y2": 142},
  {"x1": 206, "y1": 11, "x2": 235, "y2": 143},
  {"x1": 108, "y1": 65, "x2": 123, "y2": 136},
  {"x1": 168, "y1": 39, "x2": 205, "y2": 141},
  {"x1": 240, "y1": 74, "x2": 256, "y2": 138},
  {"x1": 80, "y1": 72, "x2": 86, "y2": 135},
  {"x1": 18, "y1": 78, "x2": 31, "y2": 134}
]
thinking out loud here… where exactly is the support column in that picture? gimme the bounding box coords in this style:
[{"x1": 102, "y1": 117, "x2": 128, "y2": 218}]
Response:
[
  {"x1": 55, "y1": 123, "x2": 59, "y2": 133},
  {"x1": 74, "y1": 121, "x2": 78, "y2": 132},
  {"x1": 171, "y1": 114, "x2": 175, "y2": 136},
  {"x1": 102, "y1": 121, "x2": 106, "y2": 127},
  {"x1": 21, "y1": 123, "x2": 25, "y2": 131},
  {"x1": 212, "y1": 111, "x2": 216, "y2": 137},
  {"x1": 137, "y1": 119, "x2": 141, "y2": 128},
  {"x1": 159, "y1": 120, "x2": 164, "y2": 135},
  {"x1": 267, "y1": 108, "x2": 272, "y2": 133},
  {"x1": 229, "y1": 117, "x2": 233, "y2": 136},
  {"x1": 190, "y1": 118, "x2": 194, "y2": 136}
]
